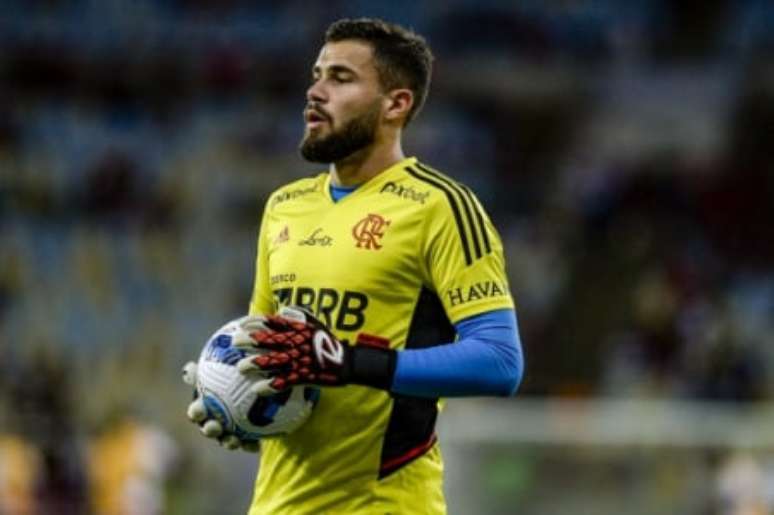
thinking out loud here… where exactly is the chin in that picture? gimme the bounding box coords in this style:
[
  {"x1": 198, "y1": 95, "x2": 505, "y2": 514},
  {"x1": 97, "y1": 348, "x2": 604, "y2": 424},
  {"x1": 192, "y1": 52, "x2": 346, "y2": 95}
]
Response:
[{"x1": 302, "y1": 134, "x2": 321, "y2": 149}]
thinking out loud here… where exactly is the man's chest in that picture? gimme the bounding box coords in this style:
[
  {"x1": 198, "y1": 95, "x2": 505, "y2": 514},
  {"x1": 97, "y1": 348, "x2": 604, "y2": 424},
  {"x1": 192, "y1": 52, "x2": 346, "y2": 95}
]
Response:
[{"x1": 264, "y1": 202, "x2": 425, "y2": 328}]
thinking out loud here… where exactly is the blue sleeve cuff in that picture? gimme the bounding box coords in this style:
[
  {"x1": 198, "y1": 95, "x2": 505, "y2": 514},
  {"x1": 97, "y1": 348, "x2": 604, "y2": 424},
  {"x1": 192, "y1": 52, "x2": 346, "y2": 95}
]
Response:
[{"x1": 391, "y1": 309, "x2": 524, "y2": 398}]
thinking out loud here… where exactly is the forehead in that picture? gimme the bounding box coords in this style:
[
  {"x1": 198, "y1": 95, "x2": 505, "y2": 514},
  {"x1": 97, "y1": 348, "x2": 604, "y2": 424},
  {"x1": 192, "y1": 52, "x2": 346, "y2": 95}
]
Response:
[{"x1": 314, "y1": 40, "x2": 377, "y2": 75}]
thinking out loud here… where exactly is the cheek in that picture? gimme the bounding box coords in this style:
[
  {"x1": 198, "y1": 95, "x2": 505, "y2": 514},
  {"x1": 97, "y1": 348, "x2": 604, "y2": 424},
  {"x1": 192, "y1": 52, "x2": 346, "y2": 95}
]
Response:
[
  {"x1": 330, "y1": 88, "x2": 381, "y2": 120},
  {"x1": 338, "y1": 101, "x2": 382, "y2": 128}
]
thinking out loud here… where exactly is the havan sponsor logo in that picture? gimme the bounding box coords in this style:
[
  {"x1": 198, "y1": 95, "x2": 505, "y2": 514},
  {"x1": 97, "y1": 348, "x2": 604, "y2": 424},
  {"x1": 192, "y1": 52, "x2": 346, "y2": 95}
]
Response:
[{"x1": 446, "y1": 281, "x2": 508, "y2": 307}]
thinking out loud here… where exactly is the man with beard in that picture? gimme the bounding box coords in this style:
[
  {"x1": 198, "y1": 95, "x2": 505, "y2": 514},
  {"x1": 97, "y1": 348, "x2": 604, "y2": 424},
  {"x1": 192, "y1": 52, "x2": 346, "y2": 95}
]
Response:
[{"x1": 187, "y1": 18, "x2": 524, "y2": 515}]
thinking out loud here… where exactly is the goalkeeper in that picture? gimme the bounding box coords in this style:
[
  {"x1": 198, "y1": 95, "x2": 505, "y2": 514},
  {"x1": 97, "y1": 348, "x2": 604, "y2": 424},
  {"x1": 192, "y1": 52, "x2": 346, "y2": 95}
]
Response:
[{"x1": 186, "y1": 17, "x2": 524, "y2": 515}]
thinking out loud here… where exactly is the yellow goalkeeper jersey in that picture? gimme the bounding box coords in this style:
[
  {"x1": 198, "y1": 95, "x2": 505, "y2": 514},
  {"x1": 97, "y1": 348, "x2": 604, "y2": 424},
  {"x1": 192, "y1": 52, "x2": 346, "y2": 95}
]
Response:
[{"x1": 247, "y1": 156, "x2": 513, "y2": 515}]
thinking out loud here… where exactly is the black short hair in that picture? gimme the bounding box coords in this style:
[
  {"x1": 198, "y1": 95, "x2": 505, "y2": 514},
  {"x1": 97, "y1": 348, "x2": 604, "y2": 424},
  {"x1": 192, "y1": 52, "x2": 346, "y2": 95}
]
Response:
[{"x1": 325, "y1": 18, "x2": 434, "y2": 126}]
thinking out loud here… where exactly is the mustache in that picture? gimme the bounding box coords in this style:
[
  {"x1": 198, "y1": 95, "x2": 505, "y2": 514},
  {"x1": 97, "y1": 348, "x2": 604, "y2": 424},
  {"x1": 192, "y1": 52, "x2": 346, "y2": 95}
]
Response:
[{"x1": 304, "y1": 104, "x2": 331, "y2": 121}]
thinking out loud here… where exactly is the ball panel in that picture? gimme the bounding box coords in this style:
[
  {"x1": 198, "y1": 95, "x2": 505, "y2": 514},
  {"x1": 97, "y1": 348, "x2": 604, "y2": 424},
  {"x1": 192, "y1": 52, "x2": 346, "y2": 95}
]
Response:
[{"x1": 196, "y1": 317, "x2": 320, "y2": 441}]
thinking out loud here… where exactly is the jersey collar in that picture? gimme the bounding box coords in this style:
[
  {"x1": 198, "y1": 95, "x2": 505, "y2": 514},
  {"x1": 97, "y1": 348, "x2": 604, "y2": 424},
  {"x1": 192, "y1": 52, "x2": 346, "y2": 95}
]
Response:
[{"x1": 323, "y1": 156, "x2": 418, "y2": 204}]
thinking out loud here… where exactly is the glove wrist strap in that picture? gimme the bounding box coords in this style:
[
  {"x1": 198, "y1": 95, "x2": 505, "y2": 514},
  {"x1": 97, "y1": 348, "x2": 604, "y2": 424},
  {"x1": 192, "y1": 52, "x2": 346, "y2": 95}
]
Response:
[{"x1": 349, "y1": 346, "x2": 397, "y2": 391}]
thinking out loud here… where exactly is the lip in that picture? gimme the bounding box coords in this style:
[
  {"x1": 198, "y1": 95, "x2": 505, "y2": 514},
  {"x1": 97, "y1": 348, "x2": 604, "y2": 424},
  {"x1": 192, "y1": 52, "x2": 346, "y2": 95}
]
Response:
[
  {"x1": 304, "y1": 108, "x2": 330, "y2": 127},
  {"x1": 305, "y1": 118, "x2": 328, "y2": 131}
]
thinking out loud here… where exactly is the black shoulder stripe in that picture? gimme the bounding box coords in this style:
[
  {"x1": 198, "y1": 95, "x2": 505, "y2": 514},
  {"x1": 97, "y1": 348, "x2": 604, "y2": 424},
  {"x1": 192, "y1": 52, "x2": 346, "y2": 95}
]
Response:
[
  {"x1": 461, "y1": 184, "x2": 491, "y2": 254},
  {"x1": 414, "y1": 163, "x2": 482, "y2": 261},
  {"x1": 405, "y1": 166, "x2": 473, "y2": 266},
  {"x1": 416, "y1": 162, "x2": 494, "y2": 260},
  {"x1": 417, "y1": 163, "x2": 492, "y2": 256},
  {"x1": 420, "y1": 163, "x2": 492, "y2": 255}
]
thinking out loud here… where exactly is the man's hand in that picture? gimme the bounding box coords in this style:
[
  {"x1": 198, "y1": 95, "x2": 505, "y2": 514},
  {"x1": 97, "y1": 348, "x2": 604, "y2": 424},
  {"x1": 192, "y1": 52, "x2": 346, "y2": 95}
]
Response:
[
  {"x1": 236, "y1": 306, "x2": 397, "y2": 395},
  {"x1": 235, "y1": 307, "x2": 351, "y2": 395},
  {"x1": 182, "y1": 361, "x2": 259, "y2": 452}
]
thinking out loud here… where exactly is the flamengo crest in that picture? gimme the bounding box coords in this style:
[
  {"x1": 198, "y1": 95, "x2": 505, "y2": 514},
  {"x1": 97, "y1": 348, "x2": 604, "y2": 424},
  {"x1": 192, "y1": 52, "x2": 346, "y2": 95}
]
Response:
[{"x1": 352, "y1": 213, "x2": 390, "y2": 250}]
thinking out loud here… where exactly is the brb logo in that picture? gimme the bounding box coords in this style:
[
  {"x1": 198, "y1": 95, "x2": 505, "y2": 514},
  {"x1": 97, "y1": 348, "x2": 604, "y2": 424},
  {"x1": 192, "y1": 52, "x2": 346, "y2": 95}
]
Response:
[{"x1": 352, "y1": 213, "x2": 390, "y2": 250}]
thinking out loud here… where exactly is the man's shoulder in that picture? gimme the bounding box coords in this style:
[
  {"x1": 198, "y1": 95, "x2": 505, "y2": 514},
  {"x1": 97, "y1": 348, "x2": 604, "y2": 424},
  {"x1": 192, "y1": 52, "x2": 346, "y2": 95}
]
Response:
[
  {"x1": 266, "y1": 173, "x2": 327, "y2": 211},
  {"x1": 395, "y1": 160, "x2": 484, "y2": 214},
  {"x1": 403, "y1": 160, "x2": 498, "y2": 268}
]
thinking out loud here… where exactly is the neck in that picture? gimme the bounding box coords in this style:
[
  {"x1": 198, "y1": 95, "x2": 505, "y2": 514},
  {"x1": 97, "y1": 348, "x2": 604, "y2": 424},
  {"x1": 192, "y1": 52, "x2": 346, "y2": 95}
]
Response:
[{"x1": 329, "y1": 136, "x2": 405, "y2": 187}]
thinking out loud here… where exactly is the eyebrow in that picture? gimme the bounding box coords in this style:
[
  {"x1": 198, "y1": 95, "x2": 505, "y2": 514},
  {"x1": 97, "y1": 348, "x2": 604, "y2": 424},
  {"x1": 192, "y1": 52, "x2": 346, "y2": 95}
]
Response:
[{"x1": 312, "y1": 64, "x2": 358, "y2": 77}]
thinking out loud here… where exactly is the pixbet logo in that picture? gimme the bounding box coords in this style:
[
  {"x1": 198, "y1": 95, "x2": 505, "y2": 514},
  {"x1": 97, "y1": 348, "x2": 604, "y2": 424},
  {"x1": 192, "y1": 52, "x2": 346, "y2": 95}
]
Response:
[
  {"x1": 379, "y1": 181, "x2": 430, "y2": 204},
  {"x1": 352, "y1": 213, "x2": 390, "y2": 250}
]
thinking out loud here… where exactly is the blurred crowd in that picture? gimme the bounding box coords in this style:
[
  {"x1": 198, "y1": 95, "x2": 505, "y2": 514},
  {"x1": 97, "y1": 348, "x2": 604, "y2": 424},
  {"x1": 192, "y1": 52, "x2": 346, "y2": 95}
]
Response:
[{"x1": 1, "y1": 0, "x2": 774, "y2": 513}]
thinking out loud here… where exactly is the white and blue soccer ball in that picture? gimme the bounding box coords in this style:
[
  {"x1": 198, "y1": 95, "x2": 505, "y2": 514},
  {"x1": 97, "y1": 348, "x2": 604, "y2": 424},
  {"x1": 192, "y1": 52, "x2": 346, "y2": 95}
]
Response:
[{"x1": 194, "y1": 316, "x2": 320, "y2": 441}]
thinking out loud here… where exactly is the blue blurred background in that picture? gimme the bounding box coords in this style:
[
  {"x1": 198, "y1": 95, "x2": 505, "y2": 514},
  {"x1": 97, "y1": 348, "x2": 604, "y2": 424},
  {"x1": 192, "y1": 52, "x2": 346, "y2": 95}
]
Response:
[{"x1": 1, "y1": 1, "x2": 774, "y2": 514}]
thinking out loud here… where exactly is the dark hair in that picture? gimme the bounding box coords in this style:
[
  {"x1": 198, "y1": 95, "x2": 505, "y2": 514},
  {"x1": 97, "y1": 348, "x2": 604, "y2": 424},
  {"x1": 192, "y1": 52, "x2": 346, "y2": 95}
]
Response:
[{"x1": 325, "y1": 18, "x2": 434, "y2": 125}]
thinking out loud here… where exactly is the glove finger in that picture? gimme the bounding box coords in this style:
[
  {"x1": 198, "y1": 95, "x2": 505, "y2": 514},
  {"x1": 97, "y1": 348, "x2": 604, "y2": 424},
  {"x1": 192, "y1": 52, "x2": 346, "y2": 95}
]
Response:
[
  {"x1": 232, "y1": 328, "x2": 260, "y2": 350},
  {"x1": 255, "y1": 352, "x2": 294, "y2": 371},
  {"x1": 220, "y1": 434, "x2": 241, "y2": 450},
  {"x1": 238, "y1": 315, "x2": 271, "y2": 332},
  {"x1": 252, "y1": 334, "x2": 291, "y2": 351},
  {"x1": 232, "y1": 316, "x2": 272, "y2": 349},
  {"x1": 201, "y1": 419, "x2": 223, "y2": 438},
  {"x1": 187, "y1": 398, "x2": 208, "y2": 423},
  {"x1": 277, "y1": 306, "x2": 310, "y2": 323},
  {"x1": 283, "y1": 372, "x2": 301, "y2": 386},
  {"x1": 237, "y1": 350, "x2": 299, "y2": 375},
  {"x1": 249, "y1": 377, "x2": 282, "y2": 396},
  {"x1": 232, "y1": 323, "x2": 298, "y2": 351},
  {"x1": 182, "y1": 361, "x2": 198, "y2": 386},
  {"x1": 279, "y1": 305, "x2": 326, "y2": 331},
  {"x1": 268, "y1": 374, "x2": 297, "y2": 391},
  {"x1": 256, "y1": 326, "x2": 314, "y2": 348},
  {"x1": 237, "y1": 355, "x2": 269, "y2": 375},
  {"x1": 265, "y1": 314, "x2": 310, "y2": 333}
]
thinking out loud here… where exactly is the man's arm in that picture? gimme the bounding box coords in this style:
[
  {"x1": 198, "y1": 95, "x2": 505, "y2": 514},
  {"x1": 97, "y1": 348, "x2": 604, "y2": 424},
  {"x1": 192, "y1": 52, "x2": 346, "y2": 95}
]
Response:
[
  {"x1": 391, "y1": 308, "x2": 523, "y2": 398},
  {"x1": 236, "y1": 307, "x2": 524, "y2": 398}
]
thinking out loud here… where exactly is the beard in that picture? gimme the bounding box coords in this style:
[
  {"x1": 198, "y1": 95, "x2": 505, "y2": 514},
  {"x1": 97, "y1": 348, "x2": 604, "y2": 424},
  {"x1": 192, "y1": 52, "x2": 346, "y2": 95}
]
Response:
[{"x1": 299, "y1": 103, "x2": 381, "y2": 164}]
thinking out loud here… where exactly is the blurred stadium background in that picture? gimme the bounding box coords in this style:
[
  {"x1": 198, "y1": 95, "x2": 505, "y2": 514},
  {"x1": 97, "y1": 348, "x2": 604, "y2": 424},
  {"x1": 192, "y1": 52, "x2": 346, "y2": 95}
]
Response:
[{"x1": 1, "y1": 1, "x2": 773, "y2": 514}]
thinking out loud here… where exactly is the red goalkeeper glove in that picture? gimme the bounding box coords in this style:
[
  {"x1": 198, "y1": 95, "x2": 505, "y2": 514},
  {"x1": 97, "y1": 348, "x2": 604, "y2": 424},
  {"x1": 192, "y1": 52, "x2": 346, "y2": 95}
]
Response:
[{"x1": 236, "y1": 306, "x2": 396, "y2": 395}]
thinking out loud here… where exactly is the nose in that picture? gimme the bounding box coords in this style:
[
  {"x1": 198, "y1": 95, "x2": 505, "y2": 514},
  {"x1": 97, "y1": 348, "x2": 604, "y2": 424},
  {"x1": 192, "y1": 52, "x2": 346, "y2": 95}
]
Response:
[{"x1": 306, "y1": 80, "x2": 326, "y2": 103}]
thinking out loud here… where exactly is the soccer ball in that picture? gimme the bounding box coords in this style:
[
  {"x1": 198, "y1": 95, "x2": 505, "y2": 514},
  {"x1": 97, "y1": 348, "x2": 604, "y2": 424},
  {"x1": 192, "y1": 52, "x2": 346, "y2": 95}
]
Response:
[{"x1": 194, "y1": 316, "x2": 320, "y2": 441}]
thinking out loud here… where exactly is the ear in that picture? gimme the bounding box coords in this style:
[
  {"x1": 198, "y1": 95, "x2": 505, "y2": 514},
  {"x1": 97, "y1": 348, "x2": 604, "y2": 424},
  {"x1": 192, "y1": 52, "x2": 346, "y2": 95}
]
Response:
[{"x1": 382, "y1": 89, "x2": 414, "y2": 124}]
